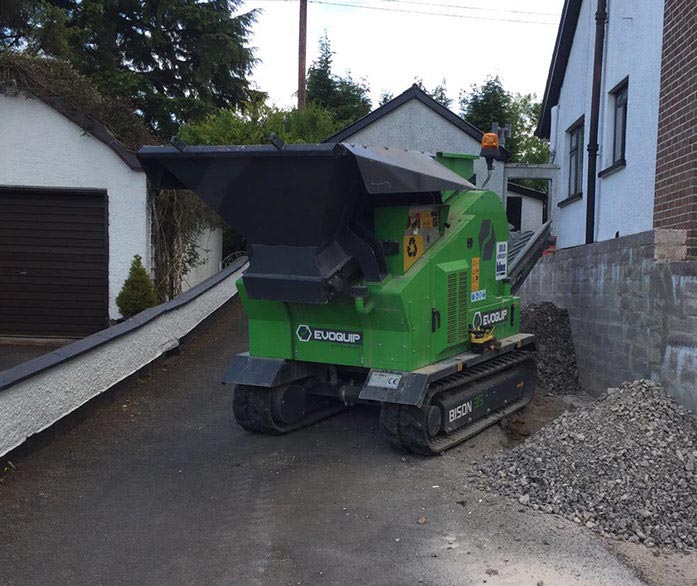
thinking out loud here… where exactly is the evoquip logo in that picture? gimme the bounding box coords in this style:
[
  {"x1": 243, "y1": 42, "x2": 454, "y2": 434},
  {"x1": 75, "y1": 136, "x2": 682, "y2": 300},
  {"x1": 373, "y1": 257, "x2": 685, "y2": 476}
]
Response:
[
  {"x1": 296, "y1": 324, "x2": 362, "y2": 345},
  {"x1": 472, "y1": 308, "x2": 509, "y2": 329}
]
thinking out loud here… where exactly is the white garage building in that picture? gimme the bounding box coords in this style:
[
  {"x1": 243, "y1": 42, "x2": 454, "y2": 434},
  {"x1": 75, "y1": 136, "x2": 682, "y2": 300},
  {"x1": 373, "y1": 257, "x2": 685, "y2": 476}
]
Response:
[{"x1": 0, "y1": 60, "x2": 221, "y2": 338}]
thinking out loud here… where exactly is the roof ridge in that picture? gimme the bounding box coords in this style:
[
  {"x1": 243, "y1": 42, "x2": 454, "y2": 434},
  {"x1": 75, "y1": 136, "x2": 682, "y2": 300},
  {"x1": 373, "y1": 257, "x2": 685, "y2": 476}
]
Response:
[
  {"x1": 324, "y1": 83, "x2": 511, "y2": 158},
  {"x1": 536, "y1": 0, "x2": 584, "y2": 138}
]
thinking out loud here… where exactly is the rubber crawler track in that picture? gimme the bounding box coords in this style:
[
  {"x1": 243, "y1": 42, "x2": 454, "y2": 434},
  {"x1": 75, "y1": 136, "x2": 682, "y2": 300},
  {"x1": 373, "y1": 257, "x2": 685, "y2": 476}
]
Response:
[
  {"x1": 380, "y1": 351, "x2": 536, "y2": 455},
  {"x1": 233, "y1": 383, "x2": 346, "y2": 434}
]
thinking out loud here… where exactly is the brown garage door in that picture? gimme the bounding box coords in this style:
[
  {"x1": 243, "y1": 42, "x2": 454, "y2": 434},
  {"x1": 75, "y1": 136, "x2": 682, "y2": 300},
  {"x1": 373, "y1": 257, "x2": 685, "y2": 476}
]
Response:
[{"x1": 0, "y1": 187, "x2": 109, "y2": 338}]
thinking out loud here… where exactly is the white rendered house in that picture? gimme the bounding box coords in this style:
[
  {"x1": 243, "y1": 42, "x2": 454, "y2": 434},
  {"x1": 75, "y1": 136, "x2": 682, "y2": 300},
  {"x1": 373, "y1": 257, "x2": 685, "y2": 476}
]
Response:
[{"x1": 538, "y1": 0, "x2": 665, "y2": 249}]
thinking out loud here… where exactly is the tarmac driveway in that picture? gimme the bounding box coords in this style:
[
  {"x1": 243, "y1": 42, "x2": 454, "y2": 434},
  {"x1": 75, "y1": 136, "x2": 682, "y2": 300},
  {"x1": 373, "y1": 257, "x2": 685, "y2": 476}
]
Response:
[
  {"x1": 0, "y1": 299, "x2": 646, "y2": 586},
  {"x1": 0, "y1": 340, "x2": 66, "y2": 372}
]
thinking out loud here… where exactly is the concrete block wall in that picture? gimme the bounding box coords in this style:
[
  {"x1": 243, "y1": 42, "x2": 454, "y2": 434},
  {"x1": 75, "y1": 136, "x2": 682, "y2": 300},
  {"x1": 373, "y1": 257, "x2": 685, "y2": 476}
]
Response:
[{"x1": 519, "y1": 230, "x2": 697, "y2": 410}]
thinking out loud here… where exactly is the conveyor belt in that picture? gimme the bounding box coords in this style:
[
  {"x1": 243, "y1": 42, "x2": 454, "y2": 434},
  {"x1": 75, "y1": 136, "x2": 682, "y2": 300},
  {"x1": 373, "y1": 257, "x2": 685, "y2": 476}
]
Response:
[{"x1": 507, "y1": 221, "x2": 552, "y2": 294}]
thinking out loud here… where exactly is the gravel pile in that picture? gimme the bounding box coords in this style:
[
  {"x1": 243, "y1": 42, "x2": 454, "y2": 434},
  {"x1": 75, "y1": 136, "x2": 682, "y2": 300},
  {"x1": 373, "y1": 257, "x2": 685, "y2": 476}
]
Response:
[
  {"x1": 478, "y1": 380, "x2": 697, "y2": 550},
  {"x1": 521, "y1": 302, "x2": 581, "y2": 395}
]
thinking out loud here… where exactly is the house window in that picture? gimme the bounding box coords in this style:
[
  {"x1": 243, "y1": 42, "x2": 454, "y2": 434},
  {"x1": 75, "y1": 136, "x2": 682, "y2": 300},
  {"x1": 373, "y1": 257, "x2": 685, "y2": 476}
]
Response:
[
  {"x1": 611, "y1": 79, "x2": 628, "y2": 164},
  {"x1": 567, "y1": 116, "x2": 584, "y2": 197}
]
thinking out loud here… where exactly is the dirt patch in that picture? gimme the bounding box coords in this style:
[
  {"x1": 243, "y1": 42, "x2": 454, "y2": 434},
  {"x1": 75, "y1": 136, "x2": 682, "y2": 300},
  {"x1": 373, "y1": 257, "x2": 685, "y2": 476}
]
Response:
[
  {"x1": 610, "y1": 540, "x2": 697, "y2": 586},
  {"x1": 501, "y1": 391, "x2": 578, "y2": 441}
]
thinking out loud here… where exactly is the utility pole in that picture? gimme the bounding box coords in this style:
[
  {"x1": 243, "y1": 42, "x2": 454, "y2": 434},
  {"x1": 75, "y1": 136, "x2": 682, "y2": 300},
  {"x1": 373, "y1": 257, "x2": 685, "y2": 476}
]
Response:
[{"x1": 298, "y1": 0, "x2": 307, "y2": 109}]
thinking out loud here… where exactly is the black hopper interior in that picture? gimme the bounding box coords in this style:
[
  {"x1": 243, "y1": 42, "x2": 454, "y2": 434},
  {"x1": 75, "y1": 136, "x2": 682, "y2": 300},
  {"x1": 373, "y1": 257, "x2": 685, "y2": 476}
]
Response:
[{"x1": 137, "y1": 142, "x2": 473, "y2": 304}]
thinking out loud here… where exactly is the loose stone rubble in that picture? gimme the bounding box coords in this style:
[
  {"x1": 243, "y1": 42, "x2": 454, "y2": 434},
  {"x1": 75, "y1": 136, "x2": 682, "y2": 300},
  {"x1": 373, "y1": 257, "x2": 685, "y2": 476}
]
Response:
[
  {"x1": 478, "y1": 380, "x2": 697, "y2": 550},
  {"x1": 521, "y1": 303, "x2": 581, "y2": 395}
]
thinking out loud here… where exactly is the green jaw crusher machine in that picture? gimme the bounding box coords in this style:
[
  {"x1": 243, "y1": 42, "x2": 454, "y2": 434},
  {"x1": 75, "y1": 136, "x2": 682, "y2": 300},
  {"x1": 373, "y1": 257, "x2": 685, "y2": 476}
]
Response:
[{"x1": 138, "y1": 141, "x2": 548, "y2": 454}]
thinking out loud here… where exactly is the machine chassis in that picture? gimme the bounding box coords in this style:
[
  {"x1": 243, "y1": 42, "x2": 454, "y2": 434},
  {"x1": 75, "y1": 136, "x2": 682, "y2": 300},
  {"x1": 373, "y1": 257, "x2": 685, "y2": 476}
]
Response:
[{"x1": 227, "y1": 334, "x2": 536, "y2": 455}]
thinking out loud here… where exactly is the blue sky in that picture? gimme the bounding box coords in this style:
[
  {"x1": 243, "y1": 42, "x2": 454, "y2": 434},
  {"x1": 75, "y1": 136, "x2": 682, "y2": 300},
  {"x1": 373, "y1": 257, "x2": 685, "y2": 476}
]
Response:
[{"x1": 241, "y1": 0, "x2": 565, "y2": 110}]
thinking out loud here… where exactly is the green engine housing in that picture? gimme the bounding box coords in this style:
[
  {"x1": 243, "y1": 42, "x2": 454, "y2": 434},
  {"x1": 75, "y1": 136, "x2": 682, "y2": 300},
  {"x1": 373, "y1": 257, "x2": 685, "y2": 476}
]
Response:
[{"x1": 240, "y1": 153, "x2": 518, "y2": 372}]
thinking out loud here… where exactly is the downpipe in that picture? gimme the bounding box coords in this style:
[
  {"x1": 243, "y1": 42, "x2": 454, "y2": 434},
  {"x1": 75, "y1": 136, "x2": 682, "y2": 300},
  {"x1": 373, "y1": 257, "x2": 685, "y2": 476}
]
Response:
[{"x1": 586, "y1": 0, "x2": 608, "y2": 245}]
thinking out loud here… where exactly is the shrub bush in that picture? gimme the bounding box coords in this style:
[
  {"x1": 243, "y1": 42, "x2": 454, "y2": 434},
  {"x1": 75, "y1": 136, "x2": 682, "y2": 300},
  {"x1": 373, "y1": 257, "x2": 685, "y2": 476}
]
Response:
[{"x1": 116, "y1": 255, "x2": 159, "y2": 318}]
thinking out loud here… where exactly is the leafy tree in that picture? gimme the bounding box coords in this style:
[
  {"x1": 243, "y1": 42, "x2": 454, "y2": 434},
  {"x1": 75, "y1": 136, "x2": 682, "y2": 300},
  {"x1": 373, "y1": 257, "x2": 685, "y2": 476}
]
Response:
[
  {"x1": 379, "y1": 91, "x2": 394, "y2": 106},
  {"x1": 0, "y1": 1, "x2": 34, "y2": 47},
  {"x1": 415, "y1": 77, "x2": 452, "y2": 108},
  {"x1": 459, "y1": 76, "x2": 510, "y2": 135},
  {"x1": 0, "y1": 0, "x2": 259, "y2": 137},
  {"x1": 306, "y1": 33, "x2": 371, "y2": 127},
  {"x1": 267, "y1": 104, "x2": 342, "y2": 144},
  {"x1": 1, "y1": 1, "x2": 71, "y2": 57},
  {"x1": 178, "y1": 102, "x2": 341, "y2": 146},
  {"x1": 460, "y1": 75, "x2": 548, "y2": 165},
  {"x1": 506, "y1": 93, "x2": 548, "y2": 165},
  {"x1": 116, "y1": 255, "x2": 159, "y2": 317},
  {"x1": 332, "y1": 74, "x2": 371, "y2": 125},
  {"x1": 306, "y1": 34, "x2": 335, "y2": 108},
  {"x1": 429, "y1": 82, "x2": 452, "y2": 109}
]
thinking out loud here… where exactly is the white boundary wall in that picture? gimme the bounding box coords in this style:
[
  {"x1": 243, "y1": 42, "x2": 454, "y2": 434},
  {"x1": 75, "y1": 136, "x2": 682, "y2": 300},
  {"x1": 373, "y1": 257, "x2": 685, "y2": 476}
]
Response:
[{"x1": 0, "y1": 263, "x2": 245, "y2": 458}]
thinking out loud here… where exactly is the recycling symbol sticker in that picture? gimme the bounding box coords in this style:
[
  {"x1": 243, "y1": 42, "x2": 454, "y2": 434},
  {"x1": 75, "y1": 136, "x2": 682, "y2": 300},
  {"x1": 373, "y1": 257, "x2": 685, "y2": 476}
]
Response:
[{"x1": 403, "y1": 233, "x2": 424, "y2": 271}]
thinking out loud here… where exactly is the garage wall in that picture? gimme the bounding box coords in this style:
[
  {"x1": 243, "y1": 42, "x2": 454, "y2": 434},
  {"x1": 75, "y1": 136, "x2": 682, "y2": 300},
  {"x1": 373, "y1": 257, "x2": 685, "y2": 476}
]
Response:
[
  {"x1": 181, "y1": 227, "x2": 224, "y2": 292},
  {"x1": 0, "y1": 93, "x2": 148, "y2": 320},
  {"x1": 521, "y1": 198, "x2": 544, "y2": 233},
  {"x1": 505, "y1": 193, "x2": 545, "y2": 233}
]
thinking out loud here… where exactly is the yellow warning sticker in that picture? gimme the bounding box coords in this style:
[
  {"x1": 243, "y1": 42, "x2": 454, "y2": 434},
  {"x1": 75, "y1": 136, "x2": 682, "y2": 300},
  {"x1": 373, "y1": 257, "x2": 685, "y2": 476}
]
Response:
[
  {"x1": 471, "y1": 257, "x2": 480, "y2": 291},
  {"x1": 403, "y1": 233, "x2": 424, "y2": 271},
  {"x1": 419, "y1": 211, "x2": 434, "y2": 229}
]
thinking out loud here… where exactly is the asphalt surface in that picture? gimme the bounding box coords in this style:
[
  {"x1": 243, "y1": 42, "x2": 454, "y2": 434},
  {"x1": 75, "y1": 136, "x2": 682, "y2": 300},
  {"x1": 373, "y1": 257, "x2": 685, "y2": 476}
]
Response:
[
  {"x1": 0, "y1": 299, "x2": 646, "y2": 586},
  {"x1": 0, "y1": 340, "x2": 66, "y2": 372}
]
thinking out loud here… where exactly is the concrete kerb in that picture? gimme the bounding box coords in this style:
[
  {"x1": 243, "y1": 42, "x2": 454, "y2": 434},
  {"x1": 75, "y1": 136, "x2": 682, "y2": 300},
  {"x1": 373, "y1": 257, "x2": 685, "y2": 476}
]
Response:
[{"x1": 0, "y1": 257, "x2": 248, "y2": 458}]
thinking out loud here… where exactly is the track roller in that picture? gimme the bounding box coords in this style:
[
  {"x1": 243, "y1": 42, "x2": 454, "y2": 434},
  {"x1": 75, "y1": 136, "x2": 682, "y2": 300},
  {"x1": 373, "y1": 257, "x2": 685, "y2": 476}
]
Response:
[
  {"x1": 233, "y1": 379, "x2": 346, "y2": 434},
  {"x1": 380, "y1": 352, "x2": 536, "y2": 455}
]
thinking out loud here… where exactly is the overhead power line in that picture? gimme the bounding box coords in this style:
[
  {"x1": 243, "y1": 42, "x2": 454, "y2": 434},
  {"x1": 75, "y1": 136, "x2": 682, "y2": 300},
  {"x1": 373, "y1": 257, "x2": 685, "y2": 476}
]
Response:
[
  {"x1": 308, "y1": 0, "x2": 557, "y2": 24},
  {"x1": 254, "y1": 0, "x2": 559, "y2": 25},
  {"x1": 378, "y1": 0, "x2": 557, "y2": 18}
]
